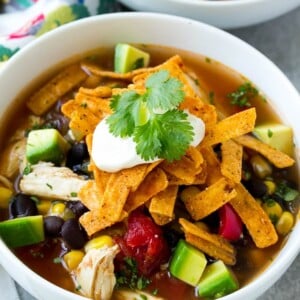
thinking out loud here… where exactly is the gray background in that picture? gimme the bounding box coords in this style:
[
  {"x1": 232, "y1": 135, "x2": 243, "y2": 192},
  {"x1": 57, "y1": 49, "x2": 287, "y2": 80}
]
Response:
[{"x1": 14, "y1": 4, "x2": 300, "y2": 300}]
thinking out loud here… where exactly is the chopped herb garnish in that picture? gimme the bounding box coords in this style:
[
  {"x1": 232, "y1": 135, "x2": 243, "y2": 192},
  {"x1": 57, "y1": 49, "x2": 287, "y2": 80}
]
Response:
[
  {"x1": 205, "y1": 57, "x2": 211, "y2": 63},
  {"x1": 194, "y1": 78, "x2": 200, "y2": 86},
  {"x1": 80, "y1": 102, "x2": 88, "y2": 108},
  {"x1": 139, "y1": 294, "x2": 148, "y2": 300},
  {"x1": 70, "y1": 192, "x2": 78, "y2": 197},
  {"x1": 116, "y1": 257, "x2": 151, "y2": 291},
  {"x1": 208, "y1": 91, "x2": 215, "y2": 104},
  {"x1": 75, "y1": 284, "x2": 82, "y2": 291},
  {"x1": 227, "y1": 82, "x2": 258, "y2": 108},
  {"x1": 53, "y1": 257, "x2": 62, "y2": 264},
  {"x1": 267, "y1": 129, "x2": 273, "y2": 138},
  {"x1": 152, "y1": 288, "x2": 159, "y2": 295},
  {"x1": 107, "y1": 70, "x2": 193, "y2": 162},
  {"x1": 275, "y1": 181, "x2": 299, "y2": 201},
  {"x1": 132, "y1": 57, "x2": 145, "y2": 70},
  {"x1": 46, "y1": 183, "x2": 53, "y2": 190},
  {"x1": 30, "y1": 196, "x2": 40, "y2": 204},
  {"x1": 23, "y1": 164, "x2": 32, "y2": 175}
]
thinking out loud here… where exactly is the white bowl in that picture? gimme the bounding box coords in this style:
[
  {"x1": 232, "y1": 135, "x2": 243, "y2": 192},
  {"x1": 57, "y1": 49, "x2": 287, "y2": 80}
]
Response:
[
  {"x1": 119, "y1": 0, "x2": 300, "y2": 29},
  {"x1": 0, "y1": 12, "x2": 300, "y2": 300}
]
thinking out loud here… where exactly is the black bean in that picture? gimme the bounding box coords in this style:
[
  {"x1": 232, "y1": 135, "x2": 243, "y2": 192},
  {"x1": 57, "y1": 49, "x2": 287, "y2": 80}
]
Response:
[
  {"x1": 61, "y1": 218, "x2": 87, "y2": 249},
  {"x1": 163, "y1": 228, "x2": 184, "y2": 249},
  {"x1": 44, "y1": 216, "x2": 64, "y2": 237},
  {"x1": 244, "y1": 178, "x2": 267, "y2": 198},
  {"x1": 9, "y1": 194, "x2": 38, "y2": 218},
  {"x1": 67, "y1": 201, "x2": 88, "y2": 218},
  {"x1": 66, "y1": 143, "x2": 88, "y2": 169},
  {"x1": 45, "y1": 112, "x2": 69, "y2": 135}
]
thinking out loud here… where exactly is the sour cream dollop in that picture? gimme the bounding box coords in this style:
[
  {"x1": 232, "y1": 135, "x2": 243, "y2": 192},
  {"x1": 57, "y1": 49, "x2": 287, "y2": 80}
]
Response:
[{"x1": 92, "y1": 112, "x2": 205, "y2": 173}]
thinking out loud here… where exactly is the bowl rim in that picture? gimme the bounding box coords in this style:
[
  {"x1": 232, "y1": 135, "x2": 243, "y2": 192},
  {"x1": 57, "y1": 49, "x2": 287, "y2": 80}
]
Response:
[{"x1": 0, "y1": 11, "x2": 300, "y2": 300}]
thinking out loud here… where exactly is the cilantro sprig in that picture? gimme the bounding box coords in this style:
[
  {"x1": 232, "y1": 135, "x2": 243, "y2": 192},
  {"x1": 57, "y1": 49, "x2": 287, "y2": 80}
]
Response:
[{"x1": 107, "y1": 70, "x2": 194, "y2": 161}]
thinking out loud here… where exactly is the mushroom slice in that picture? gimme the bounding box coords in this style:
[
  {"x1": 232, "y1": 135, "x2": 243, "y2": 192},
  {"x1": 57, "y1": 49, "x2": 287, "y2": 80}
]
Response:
[
  {"x1": 75, "y1": 245, "x2": 119, "y2": 300},
  {"x1": 19, "y1": 162, "x2": 87, "y2": 200}
]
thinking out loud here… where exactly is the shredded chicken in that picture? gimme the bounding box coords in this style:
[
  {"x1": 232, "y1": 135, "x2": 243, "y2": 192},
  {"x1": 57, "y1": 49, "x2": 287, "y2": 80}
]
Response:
[
  {"x1": 19, "y1": 162, "x2": 87, "y2": 200},
  {"x1": 75, "y1": 245, "x2": 119, "y2": 300},
  {"x1": 113, "y1": 290, "x2": 165, "y2": 300}
]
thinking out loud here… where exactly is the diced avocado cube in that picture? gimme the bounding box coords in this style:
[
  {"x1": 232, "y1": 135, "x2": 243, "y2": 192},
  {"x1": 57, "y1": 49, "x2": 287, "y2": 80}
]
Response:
[
  {"x1": 114, "y1": 43, "x2": 150, "y2": 73},
  {"x1": 0, "y1": 215, "x2": 45, "y2": 248},
  {"x1": 197, "y1": 260, "x2": 239, "y2": 299},
  {"x1": 169, "y1": 239, "x2": 207, "y2": 286},
  {"x1": 253, "y1": 123, "x2": 294, "y2": 156},
  {"x1": 26, "y1": 128, "x2": 70, "y2": 165}
]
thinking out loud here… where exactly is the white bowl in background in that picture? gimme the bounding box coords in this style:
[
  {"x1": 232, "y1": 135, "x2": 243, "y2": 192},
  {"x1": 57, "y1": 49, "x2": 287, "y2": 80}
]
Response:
[
  {"x1": 0, "y1": 12, "x2": 299, "y2": 300},
  {"x1": 119, "y1": 0, "x2": 300, "y2": 29}
]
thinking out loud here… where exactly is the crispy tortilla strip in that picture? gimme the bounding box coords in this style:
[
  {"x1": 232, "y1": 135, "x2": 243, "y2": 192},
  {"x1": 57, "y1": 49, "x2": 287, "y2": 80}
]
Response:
[
  {"x1": 151, "y1": 213, "x2": 173, "y2": 226},
  {"x1": 167, "y1": 162, "x2": 207, "y2": 186},
  {"x1": 78, "y1": 180, "x2": 102, "y2": 211},
  {"x1": 180, "y1": 97, "x2": 217, "y2": 130},
  {"x1": 27, "y1": 64, "x2": 87, "y2": 115},
  {"x1": 234, "y1": 135, "x2": 294, "y2": 168},
  {"x1": 78, "y1": 86, "x2": 112, "y2": 98},
  {"x1": 179, "y1": 218, "x2": 236, "y2": 265},
  {"x1": 201, "y1": 107, "x2": 256, "y2": 147},
  {"x1": 124, "y1": 168, "x2": 168, "y2": 213},
  {"x1": 221, "y1": 139, "x2": 243, "y2": 183},
  {"x1": 80, "y1": 210, "x2": 127, "y2": 236},
  {"x1": 200, "y1": 147, "x2": 222, "y2": 185},
  {"x1": 230, "y1": 184, "x2": 278, "y2": 248},
  {"x1": 182, "y1": 177, "x2": 237, "y2": 220},
  {"x1": 161, "y1": 147, "x2": 204, "y2": 184},
  {"x1": 149, "y1": 185, "x2": 178, "y2": 221}
]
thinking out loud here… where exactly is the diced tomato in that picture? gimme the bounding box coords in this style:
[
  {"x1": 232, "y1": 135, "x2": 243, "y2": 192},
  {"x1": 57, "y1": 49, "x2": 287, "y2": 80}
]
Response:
[
  {"x1": 115, "y1": 210, "x2": 170, "y2": 275},
  {"x1": 219, "y1": 203, "x2": 243, "y2": 241}
]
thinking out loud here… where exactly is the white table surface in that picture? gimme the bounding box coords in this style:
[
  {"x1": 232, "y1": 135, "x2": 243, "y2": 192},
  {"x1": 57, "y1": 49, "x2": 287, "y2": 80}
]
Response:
[{"x1": 4, "y1": 4, "x2": 300, "y2": 300}]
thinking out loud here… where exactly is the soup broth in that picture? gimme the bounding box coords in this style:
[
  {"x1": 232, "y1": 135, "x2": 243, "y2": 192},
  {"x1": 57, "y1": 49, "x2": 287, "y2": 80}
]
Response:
[{"x1": 0, "y1": 45, "x2": 298, "y2": 300}]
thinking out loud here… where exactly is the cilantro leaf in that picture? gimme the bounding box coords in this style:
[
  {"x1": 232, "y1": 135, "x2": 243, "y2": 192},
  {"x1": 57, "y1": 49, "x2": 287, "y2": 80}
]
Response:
[
  {"x1": 145, "y1": 70, "x2": 184, "y2": 111},
  {"x1": 134, "y1": 110, "x2": 193, "y2": 161},
  {"x1": 227, "y1": 82, "x2": 258, "y2": 108},
  {"x1": 107, "y1": 91, "x2": 141, "y2": 137},
  {"x1": 107, "y1": 70, "x2": 193, "y2": 161}
]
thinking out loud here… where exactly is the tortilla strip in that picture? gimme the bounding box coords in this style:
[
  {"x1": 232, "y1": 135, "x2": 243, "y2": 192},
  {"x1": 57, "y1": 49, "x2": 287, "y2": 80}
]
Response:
[
  {"x1": 180, "y1": 97, "x2": 217, "y2": 130},
  {"x1": 234, "y1": 134, "x2": 294, "y2": 168},
  {"x1": 78, "y1": 86, "x2": 112, "y2": 98},
  {"x1": 167, "y1": 163, "x2": 207, "y2": 186},
  {"x1": 182, "y1": 177, "x2": 237, "y2": 221},
  {"x1": 149, "y1": 185, "x2": 178, "y2": 222},
  {"x1": 221, "y1": 139, "x2": 243, "y2": 183},
  {"x1": 80, "y1": 210, "x2": 127, "y2": 237},
  {"x1": 200, "y1": 107, "x2": 256, "y2": 147},
  {"x1": 161, "y1": 147, "x2": 204, "y2": 184},
  {"x1": 124, "y1": 168, "x2": 168, "y2": 213},
  {"x1": 230, "y1": 184, "x2": 278, "y2": 248},
  {"x1": 78, "y1": 180, "x2": 102, "y2": 211},
  {"x1": 200, "y1": 147, "x2": 223, "y2": 185},
  {"x1": 179, "y1": 218, "x2": 236, "y2": 265},
  {"x1": 151, "y1": 213, "x2": 173, "y2": 226},
  {"x1": 27, "y1": 64, "x2": 88, "y2": 115}
]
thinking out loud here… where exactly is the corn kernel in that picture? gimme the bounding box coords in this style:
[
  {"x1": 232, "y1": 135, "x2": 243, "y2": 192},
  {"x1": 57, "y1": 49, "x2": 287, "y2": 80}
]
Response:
[
  {"x1": 276, "y1": 211, "x2": 294, "y2": 236},
  {"x1": 37, "y1": 200, "x2": 51, "y2": 215},
  {"x1": 64, "y1": 250, "x2": 85, "y2": 270},
  {"x1": 264, "y1": 181, "x2": 276, "y2": 195},
  {"x1": 51, "y1": 202, "x2": 66, "y2": 215},
  {"x1": 262, "y1": 200, "x2": 283, "y2": 223},
  {"x1": 0, "y1": 187, "x2": 12, "y2": 208},
  {"x1": 84, "y1": 235, "x2": 114, "y2": 253}
]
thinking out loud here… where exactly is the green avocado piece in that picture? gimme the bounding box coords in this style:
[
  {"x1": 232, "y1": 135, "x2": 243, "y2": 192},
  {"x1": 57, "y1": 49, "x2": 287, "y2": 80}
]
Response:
[
  {"x1": 114, "y1": 43, "x2": 150, "y2": 73},
  {"x1": 253, "y1": 123, "x2": 294, "y2": 156},
  {"x1": 169, "y1": 239, "x2": 207, "y2": 286},
  {"x1": 197, "y1": 260, "x2": 239, "y2": 299},
  {"x1": 0, "y1": 215, "x2": 45, "y2": 248},
  {"x1": 26, "y1": 128, "x2": 70, "y2": 165}
]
